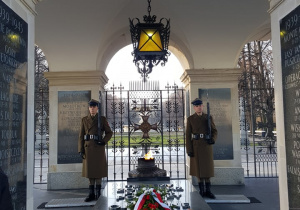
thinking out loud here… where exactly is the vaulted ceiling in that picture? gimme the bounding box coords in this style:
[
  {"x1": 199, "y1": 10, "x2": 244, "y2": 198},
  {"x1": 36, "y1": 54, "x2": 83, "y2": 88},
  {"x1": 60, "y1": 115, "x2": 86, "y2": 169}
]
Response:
[{"x1": 35, "y1": 0, "x2": 270, "y2": 73}]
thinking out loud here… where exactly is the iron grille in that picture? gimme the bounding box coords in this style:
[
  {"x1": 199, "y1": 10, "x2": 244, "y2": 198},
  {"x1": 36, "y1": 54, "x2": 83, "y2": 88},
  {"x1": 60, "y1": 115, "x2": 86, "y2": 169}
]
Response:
[
  {"x1": 105, "y1": 82, "x2": 186, "y2": 181},
  {"x1": 34, "y1": 46, "x2": 49, "y2": 183}
]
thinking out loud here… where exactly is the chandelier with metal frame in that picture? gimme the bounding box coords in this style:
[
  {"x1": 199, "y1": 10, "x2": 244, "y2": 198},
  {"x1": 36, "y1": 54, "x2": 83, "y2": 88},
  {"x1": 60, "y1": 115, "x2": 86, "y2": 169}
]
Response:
[{"x1": 129, "y1": 0, "x2": 170, "y2": 82}]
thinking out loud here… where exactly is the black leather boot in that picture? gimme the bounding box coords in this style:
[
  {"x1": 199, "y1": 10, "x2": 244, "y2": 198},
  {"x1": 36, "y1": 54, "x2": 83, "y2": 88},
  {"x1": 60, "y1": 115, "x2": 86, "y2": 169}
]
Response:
[
  {"x1": 205, "y1": 182, "x2": 216, "y2": 199},
  {"x1": 95, "y1": 185, "x2": 101, "y2": 199},
  {"x1": 84, "y1": 185, "x2": 95, "y2": 202},
  {"x1": 198, "y1": 182, "x2": 205, "y2": 197}
]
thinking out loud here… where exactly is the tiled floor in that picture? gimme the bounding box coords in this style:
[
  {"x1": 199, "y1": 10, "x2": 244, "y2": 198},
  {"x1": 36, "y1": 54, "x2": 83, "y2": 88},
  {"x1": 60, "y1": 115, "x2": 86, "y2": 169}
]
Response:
[{"x1": 34, "y1": 178, "x2": 279, "y2": 210}]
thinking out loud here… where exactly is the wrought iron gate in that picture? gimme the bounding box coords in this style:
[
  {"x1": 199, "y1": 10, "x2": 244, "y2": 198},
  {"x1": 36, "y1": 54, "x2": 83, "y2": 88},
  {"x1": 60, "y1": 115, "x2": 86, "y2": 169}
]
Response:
[
  {"x1": 239, "y1": 41, "x2": 277, "y2": 178},
  {"x1": 34, "y1": 46, "x2": 49, "y2": 183},
  {"x1": 105, "y1": 82, "x2": 186, "y2": 181},
  {"x1": 240, "y1": 94, "x2": 277, "y2": 178}
]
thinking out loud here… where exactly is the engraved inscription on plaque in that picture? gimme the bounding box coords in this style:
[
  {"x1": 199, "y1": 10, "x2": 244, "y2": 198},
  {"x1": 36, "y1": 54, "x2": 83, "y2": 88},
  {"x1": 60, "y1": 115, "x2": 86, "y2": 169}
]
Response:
[
  {"x1": 199, "y1": 88, "x2": 233, "y2": 160},
  {"x1": 280, "y1": 5, "x2": 300, "y2": 209},
  {"x1": 0, "y1": 1, "x2": 28, "y2": 209},
  {"x1": 58, "y1": 91, "x2": 91, "y2": 164}
]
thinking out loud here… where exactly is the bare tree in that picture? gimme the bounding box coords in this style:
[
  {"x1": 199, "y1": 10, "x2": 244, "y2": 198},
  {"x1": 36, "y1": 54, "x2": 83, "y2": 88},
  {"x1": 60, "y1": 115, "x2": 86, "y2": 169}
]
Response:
[
  {"x1": 34, "y1": 45, "x2": 50, "y2": 131},
  {"x1": 238, "y1": 40, "x2": 275, "y2": 139}
]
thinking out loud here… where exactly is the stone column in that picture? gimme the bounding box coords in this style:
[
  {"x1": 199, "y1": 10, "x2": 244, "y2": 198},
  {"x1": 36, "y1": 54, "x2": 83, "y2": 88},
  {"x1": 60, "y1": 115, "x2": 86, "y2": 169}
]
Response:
[
  {"x1": 181, "y1": 68, "x2": 244, "y2": 185},
  {"x1": 44, "y1": 71, "x2": 108, "y2": 190},
  {"x1": 269, "y1": 1, "x2": 300, "y2": 209},
  {"x1": 1, "y1": 1, "x2": 35, "y2": 209}
]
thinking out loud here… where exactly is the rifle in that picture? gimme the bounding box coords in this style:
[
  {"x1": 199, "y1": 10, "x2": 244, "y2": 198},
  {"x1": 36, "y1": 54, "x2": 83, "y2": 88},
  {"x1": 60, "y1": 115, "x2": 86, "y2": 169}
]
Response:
[
  {"x1": 205, "y1": 102, "x2": 214, "y2": 144},
  {"x1": 96, "y1": 91, "x2": 105, "y2": 145}
]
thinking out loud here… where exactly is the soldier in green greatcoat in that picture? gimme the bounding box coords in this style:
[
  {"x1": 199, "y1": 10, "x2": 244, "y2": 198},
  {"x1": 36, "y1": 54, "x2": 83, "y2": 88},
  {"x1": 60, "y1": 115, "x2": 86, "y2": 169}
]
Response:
[
  {"x1": 186, "y1": 98, "x2": 218, "y2": 199},
  {"x1": 78, "y1": 99, "x2": 113, "y2": 202}
]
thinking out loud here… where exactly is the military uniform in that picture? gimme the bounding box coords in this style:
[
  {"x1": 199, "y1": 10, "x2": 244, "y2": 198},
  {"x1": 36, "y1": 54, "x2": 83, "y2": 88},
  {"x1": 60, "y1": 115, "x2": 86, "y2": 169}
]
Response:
[
  {"x1": 78, "y1": 99, "x2": 112, "y2": 202},
  {"x1": 186, "y1": 112, "x2": 217, "y2": 178},
  {"x1": 78, "y1": 113, "x2": 112, "y2": 178},
  {"x1": 185, "y1": 98, "x2": 218, "y2": 198}
]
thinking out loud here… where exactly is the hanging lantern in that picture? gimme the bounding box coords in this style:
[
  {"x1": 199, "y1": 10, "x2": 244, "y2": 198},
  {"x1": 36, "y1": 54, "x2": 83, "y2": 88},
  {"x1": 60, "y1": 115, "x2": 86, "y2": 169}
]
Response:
[{"x1": 129, "y1": 0, "x2": 170, "y2": 82}]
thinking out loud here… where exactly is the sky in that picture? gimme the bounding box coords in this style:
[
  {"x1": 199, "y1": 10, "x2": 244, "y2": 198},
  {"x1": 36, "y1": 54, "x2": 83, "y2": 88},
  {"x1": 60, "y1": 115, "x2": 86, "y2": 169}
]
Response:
[{"x1": 105, "y1": 45, "x2": 184, "y2": 90}]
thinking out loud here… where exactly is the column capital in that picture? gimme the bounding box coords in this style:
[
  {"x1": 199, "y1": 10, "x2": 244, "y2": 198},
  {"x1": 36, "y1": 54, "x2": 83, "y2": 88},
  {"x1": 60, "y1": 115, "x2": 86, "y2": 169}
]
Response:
[
  {"x1": 20, "y1": 0, "x2": 39, "y2": 15},
  {"x1": 180, "y1": 68, "x2": 241, "y2": 86},
  {"x1": 32, "y1": 0, "x2": 43, "y2": 3},
  {"x1": 268, "y1": 0, "x2": 285, "y2": 13},
  {"x1": 44, "y1": 71, "x2": 108, "y2": 87}
]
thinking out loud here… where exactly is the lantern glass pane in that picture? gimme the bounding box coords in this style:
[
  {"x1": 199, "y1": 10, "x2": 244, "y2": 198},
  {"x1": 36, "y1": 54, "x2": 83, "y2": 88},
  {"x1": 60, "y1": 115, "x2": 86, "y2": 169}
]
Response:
[{"x1": 138, "y1": 29, "x2": 163, "y2": 51}]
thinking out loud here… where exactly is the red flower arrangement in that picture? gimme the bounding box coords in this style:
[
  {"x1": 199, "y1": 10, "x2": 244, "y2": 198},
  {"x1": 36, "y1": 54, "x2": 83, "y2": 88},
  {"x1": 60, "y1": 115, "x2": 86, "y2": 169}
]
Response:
[{"x1": 126, "y1": 186, "x2": 174, "y2": 210}]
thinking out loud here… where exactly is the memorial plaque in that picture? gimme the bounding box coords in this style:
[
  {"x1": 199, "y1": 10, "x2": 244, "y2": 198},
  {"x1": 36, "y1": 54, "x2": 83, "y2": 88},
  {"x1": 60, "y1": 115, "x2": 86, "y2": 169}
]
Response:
[
  {"x1": 58, "y1": 91, "x2": 91, "y2": 164},
  {"x1": 0, "y1": 1, "x2": 28, "y2": 209},
  {"x1": 280, "y1": 5, "x2": 300, "y2": 209},
  {"x1": 199, "y1": 88, "x2": 233, "y2": 160}
]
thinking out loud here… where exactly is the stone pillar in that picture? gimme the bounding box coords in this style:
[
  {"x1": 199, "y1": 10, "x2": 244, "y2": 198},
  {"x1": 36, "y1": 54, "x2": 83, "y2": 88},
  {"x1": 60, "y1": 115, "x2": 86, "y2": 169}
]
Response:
[
  {"x1": 44, "y1": 71, "x2": 108, "y2": 190},
  {"x1": 1, "y1": 1, "x2": 35, "y2": 209},
  {"x1": 181, "y1": 68, "x2": 244, "y2": 185},
  {"x1": 269, "y1": 1, "x2": 300, "y2": 209}
]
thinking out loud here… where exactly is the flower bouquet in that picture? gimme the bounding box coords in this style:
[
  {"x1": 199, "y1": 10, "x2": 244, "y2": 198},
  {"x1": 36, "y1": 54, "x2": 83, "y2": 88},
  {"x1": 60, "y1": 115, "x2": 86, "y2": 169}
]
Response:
[{"x1": 126, "y1": 185, "x2": 172, "y2": 210}]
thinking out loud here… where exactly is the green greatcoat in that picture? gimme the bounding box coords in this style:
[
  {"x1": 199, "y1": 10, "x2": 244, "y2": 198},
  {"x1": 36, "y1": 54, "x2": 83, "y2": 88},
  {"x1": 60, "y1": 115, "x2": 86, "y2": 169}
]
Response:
[
  {"x1": 185, "y1": 112, "x2": 218, "y2": 179},
  {"x1": 78, "y1": 113, "x2": 113, "y2": 178}
]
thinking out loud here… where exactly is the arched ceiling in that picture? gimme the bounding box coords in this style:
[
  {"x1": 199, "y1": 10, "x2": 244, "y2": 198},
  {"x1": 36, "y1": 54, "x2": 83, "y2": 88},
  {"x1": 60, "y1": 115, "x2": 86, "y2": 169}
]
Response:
[{"x1": 35, "y1": 0, "x2": 270, "y2": 72}]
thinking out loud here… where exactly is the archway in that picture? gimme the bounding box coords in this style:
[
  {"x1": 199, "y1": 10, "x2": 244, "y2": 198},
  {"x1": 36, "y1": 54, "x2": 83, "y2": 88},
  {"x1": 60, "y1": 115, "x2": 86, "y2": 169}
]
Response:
[
  {"x1": 104, "y1": 45, "x2": 186, "y2": 181},
  {"x1": 105, "y1": 45, "x2": 185, "y2": 89}
]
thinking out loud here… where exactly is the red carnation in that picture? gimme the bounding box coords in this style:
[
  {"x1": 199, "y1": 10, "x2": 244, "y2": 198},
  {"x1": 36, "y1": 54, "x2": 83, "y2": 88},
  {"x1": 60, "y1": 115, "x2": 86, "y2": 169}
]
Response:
[{"x1": 148, "y1": 203, "x2": 154, "y2": 209}]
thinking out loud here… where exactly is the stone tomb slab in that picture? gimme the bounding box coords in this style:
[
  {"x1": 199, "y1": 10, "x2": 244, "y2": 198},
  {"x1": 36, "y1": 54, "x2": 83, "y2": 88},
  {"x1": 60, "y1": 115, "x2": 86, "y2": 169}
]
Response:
[{"x1": 45, "y1": 197, "x2": 96, "y2": 208}]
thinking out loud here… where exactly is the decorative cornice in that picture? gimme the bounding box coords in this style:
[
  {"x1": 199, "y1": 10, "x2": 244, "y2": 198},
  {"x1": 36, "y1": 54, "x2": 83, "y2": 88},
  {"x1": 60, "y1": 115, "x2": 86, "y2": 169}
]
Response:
[
  {"x1": 20, "y1": 0, "x2": 37, "y2": 16},
  {"x1": 268, "y1": 0, "x2": 285, "y2": 14},
  {"x1": 32, "y1": 0, "x2": 42, "y2": 4},
  {"x1": 44, "y1": 71, "x2": 109, "y2": 87},
  {"x1": 180, "y1": 68, "x2": 241, "y2": 86}
]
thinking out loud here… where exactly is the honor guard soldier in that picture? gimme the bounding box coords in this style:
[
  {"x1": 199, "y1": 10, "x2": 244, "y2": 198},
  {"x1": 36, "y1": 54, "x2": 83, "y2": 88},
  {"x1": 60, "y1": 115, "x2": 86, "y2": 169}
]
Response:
[
  {"x1": 185, "y1": 98, "x2": 218, "y2": 199},
  {"x1": 78, "y1": 99, "x2": 113, "y2": 202}
]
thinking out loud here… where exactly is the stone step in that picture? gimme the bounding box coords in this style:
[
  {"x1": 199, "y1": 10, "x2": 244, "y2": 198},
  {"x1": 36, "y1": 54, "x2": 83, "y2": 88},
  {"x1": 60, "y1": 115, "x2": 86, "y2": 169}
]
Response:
[
  {"x1": 45, "y1": 197, "x2": 96, "y2": 208},
  {"x1": 204, "y1": 194, "x2": 250, "y2": 204}
]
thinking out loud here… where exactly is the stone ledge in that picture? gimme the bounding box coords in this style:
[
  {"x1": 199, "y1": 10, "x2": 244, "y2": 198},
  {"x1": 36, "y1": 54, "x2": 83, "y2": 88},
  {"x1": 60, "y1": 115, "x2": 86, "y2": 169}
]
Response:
[
  {"x1": 44, "y1": 71, "x2": 108, "y2": 86},
  {"x1": 45, "y1": 198, "x2": 96, "y2": 208},
  {"x1": 192, "y1": 167, "x2": 244, "y2": 185},
  {"x1": 205, "y1": 194, "x2": 250, "y2": 203},
  {"x1": 181, "y1": 68, "x2": 241, "y2": 84},
  {"x1": 47, "y1": 172, "x2": 89, "y2": 190}
]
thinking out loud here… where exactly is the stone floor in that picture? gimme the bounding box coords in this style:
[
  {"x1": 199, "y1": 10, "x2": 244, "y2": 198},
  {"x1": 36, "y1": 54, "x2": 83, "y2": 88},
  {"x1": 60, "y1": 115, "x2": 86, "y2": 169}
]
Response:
[{"x1": 34, "y1": 178, "x2": 279, "y2": 210}]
